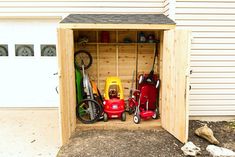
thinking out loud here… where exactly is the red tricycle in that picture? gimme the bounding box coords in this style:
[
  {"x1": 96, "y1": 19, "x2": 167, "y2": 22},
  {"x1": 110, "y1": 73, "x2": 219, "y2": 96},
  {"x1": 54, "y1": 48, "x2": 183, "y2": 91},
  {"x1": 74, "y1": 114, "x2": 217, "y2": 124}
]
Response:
[
  {"x1": 103, "y1": 77, "x2": 126, "y2": 122},
  {"x1": 128, "y1": 71, "x2": 160, "y2": 124}
]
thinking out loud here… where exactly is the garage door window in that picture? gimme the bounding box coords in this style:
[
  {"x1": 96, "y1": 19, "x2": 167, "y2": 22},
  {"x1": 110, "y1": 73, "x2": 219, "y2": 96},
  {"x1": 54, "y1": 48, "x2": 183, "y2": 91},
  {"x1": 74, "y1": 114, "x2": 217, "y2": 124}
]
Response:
[
  {"x1": 15, "y1": 45, "x2": 34, "y2": 56},
  {"x1": 41, "y1": 45, "x2": 56, "y2": 56},
  {"x1": 0, "y1": 45, "x2": 8, "y2": 56}
]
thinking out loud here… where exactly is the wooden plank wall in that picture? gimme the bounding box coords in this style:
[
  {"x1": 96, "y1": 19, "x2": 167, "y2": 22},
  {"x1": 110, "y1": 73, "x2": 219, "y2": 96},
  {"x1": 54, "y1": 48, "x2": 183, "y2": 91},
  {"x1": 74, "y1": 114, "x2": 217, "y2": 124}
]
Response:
[
  {"x1": 137, "y1": 44, "x2": 156, "y2": 75},
  {"x1": 98, "y1": 45, "x2": 117, "y2": 93},
  {"x1": 74, "y1": 30, "x2": 160, "y2": 99},
  {"x1": 118, "y1": 44, "x2": 137, "y2": 98}
]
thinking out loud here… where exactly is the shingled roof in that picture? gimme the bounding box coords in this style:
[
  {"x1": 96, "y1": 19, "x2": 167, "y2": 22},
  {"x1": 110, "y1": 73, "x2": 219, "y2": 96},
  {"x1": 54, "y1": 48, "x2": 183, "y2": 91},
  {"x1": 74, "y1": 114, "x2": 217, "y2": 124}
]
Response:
[{"x1": 60, "y1": 14, "x2": 175, "y2": 25}]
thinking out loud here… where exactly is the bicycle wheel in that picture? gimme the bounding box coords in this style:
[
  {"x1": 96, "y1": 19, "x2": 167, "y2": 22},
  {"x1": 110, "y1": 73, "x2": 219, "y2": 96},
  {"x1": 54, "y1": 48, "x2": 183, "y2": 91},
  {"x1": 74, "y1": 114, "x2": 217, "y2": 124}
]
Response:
[
  {"x1": 76, "y1": 99, "x2": 102, "y2": 124},
  {"x1": 74, "y1": 50, "x2": 93, "y2": 70}
]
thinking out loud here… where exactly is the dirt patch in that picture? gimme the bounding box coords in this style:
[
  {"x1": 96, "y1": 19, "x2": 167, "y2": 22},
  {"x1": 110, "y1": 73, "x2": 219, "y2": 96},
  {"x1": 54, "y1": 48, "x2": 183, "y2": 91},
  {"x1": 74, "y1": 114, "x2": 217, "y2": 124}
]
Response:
[
  {"x1": 57, "y1": 120, "x2": 235, "y2": 157},
  {"x1": 188, "y1": 120, "x2": 235, "y2": 156}
]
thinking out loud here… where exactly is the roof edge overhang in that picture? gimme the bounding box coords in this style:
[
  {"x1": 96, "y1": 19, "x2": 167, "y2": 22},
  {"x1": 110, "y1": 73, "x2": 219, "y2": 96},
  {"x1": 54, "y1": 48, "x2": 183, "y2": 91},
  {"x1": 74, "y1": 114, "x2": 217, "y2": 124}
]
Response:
[{"x1": 58, "y1": 23, "x2": 176, "y2": 30}]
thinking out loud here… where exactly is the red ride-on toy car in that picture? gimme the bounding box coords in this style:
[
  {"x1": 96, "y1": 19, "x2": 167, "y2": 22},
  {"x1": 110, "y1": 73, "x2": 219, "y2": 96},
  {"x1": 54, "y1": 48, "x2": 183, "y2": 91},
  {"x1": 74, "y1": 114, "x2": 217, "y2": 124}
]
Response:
[
  {"x1": 129, "y1": 71, "x2": 160, "y2": 124},
  {"x1": 103, "y1": 77, "x2": 126, "y2": 122}
]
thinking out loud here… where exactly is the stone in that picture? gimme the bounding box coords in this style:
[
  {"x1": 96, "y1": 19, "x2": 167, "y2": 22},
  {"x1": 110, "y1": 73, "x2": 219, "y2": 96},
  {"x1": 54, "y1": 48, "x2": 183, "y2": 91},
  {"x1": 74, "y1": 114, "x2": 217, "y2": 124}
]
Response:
[
  {"x1": 181, "y1": 141, "x2": 201, "y2": 156},
  {"x1": 206, "y1": 145, "x2": 235, "y2": 157},
  {"x1": 195, "y1": 125, "x2": 219, "y2": 145}
]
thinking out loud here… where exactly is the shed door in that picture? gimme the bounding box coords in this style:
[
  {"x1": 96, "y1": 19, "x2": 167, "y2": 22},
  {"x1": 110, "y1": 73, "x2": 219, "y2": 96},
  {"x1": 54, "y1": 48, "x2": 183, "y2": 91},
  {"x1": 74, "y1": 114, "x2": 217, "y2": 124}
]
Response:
[
  {"x1": 58, "y1": 28, "x2": 76, "y2": 144},
  {"x1": 161, "y1": 30, "x2": 191, "y2": 143}
]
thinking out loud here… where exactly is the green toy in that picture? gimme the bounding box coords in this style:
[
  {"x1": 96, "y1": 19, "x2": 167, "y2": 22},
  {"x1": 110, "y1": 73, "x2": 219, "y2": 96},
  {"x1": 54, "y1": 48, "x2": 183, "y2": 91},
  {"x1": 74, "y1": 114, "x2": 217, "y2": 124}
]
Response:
[{"x1": 75, "y1": 68, "x2": 83, "y2": 103}]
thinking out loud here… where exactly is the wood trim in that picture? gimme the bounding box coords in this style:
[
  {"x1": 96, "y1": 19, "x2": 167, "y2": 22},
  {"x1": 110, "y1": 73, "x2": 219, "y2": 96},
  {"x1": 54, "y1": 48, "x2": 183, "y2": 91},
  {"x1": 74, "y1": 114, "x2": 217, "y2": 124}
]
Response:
[
  {"x1": 185, "y1": 30, "x2": 191, "y2": 143},
  {"x1": 57, "y1": 28, "x2": 76, "y2": 144},
  {"x1": 59, "y1": 23, "x2": 176, "y2": 30},
  {"x1": 116, "y1": 30, "x2": 119, "y2": 76},
  {"x1": 158, "y1": 31, "x2": 164, "y2": 121}
]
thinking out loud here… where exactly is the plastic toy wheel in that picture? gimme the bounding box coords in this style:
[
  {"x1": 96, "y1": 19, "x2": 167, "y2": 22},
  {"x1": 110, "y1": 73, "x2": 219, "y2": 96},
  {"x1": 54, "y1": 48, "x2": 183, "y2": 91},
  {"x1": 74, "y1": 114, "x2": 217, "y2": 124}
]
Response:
[
  {"x1": 74, "y1": 50, "x2": 93, "y2": 70},
  {"x1": 133, "y1": 114, "x2": 141, "y2": 124},
  {"x1": 121, "y1": 112, "x2": 126, "y2": 121},
  {"x1": 76, "y1": 99, "x2": 102, "y2": 124},
  {"x1": 103, "y1": 113, "x2": 108, "y2": 122}
]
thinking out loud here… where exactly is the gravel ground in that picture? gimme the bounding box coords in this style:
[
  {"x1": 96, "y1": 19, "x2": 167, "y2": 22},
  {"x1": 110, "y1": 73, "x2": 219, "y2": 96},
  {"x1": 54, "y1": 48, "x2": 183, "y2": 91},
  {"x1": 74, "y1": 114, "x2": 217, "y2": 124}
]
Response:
[{"x1": 57, "y1": 120, "x2": 235, "y2": 157}]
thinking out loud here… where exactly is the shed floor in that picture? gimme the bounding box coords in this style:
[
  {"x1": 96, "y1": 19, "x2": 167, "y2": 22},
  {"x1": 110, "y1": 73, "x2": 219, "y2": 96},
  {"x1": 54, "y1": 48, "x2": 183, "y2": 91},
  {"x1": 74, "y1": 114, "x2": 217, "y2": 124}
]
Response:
[{"x1": 76, "y1": 113, "x2": 161, "y2": 131}]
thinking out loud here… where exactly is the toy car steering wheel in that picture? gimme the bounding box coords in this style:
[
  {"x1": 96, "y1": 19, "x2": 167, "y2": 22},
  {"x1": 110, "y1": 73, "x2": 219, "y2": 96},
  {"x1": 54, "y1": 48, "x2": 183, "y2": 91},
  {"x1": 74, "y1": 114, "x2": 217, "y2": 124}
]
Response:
[{"x1": 109, "y1": 89, "x2": 117, "y2": 98}]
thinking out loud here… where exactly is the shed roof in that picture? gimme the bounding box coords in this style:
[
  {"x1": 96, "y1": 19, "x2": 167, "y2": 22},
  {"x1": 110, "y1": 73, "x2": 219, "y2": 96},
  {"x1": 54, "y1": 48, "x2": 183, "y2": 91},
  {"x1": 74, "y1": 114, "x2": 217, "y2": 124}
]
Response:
[
  {"x1": 59, "y1": 14, "x2": 176, "y2": 30},
  {"x1": 61, "y1": 14, "x2": 175, "y2": 25}
]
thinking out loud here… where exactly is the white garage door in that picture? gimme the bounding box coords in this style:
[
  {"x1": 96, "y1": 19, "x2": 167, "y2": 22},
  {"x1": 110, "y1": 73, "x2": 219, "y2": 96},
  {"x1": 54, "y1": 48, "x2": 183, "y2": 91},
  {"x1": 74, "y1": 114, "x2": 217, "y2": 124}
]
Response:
[{"x1": 0, "y1": 19, "x2": 60, "y2": 107}]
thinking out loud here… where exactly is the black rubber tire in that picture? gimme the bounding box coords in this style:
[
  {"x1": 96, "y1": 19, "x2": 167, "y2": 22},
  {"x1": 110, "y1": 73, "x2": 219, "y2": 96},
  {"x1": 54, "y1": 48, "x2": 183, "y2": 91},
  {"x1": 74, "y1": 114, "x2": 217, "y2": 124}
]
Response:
[
  {"x1": 152, "y1": 108, "x2": 160, "y2": 119},
  {"x1": 133, "y1": 114, "x2": 141, "y2": 124},
  {"x1": 76, "y1": 99, "x2": 102, "y2": 124},
  {"x1": 74, "y1": 50, "x2": 93, "y2": 70},
  {"x1": 121, "y1": 112, "x2": 126, "y2": 121},
  {"x1": 128, "y1": 108, "x2": 133, "y2": 115},
  {"x1": 128, "y1": 101, "x2": 135, "y2": 115},
  {"x1": 103, "y1": 113, "x2": 108, "y2": 122}
]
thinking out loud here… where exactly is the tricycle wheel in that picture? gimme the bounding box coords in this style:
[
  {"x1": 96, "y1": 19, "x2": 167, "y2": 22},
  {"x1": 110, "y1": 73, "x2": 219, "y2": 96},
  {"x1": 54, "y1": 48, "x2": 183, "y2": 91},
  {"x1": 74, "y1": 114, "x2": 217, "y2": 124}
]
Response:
[
  {"x1": 133, "y1": 114, "x2": 141, "y2": 124},
  {"x1": 121, "y1": 112, "x2": 126, "y2": 121},
  {"x1": 128, "y1": 108, "x2": 133, "y2": 115},
  {"x1": 103, "y1": 113, "x2": 108, "y2": 122},
  {"x1": 76, "y1": 99, "x2": 102, "y2": 124}
]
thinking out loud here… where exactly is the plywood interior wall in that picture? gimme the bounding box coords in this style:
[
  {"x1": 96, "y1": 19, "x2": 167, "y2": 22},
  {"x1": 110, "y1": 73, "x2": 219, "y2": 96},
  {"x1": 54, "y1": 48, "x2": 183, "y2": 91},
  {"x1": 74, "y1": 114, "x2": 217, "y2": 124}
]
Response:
[{"x1": 74, "y1": 30, "x2": 160, "y2": 99}]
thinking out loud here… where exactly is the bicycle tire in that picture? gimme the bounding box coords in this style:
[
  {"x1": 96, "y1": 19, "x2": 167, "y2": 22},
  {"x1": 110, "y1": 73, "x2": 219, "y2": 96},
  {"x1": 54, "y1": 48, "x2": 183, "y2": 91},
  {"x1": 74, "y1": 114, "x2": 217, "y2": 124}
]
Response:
[
  {"x1": 76, "y1": 99, "x2": 102, "y2": 124},
  {"x1": 74, "y1": 50, "x2": 93, "y2": 70}
]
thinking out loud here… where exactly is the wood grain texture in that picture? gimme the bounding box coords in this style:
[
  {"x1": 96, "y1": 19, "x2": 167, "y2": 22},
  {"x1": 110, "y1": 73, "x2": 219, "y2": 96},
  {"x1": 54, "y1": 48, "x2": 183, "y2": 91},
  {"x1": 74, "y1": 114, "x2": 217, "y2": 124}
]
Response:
[
  {"x1": 161, "y1": 29, "x2": 191, "y2": 143},
  {"x1": 58, "y1": 29, "x2": 191, "y2": 144},
  {"x1": 57, "y1": 28, "x2": 76, "y2": 144}
]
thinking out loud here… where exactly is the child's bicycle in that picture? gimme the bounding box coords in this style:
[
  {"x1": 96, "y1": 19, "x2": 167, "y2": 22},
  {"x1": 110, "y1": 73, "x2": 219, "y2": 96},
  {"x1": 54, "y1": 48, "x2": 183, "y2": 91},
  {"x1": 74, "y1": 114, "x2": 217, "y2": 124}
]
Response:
[{"x1": 74, "y1": 50, "x2": 103, "y2": 124}]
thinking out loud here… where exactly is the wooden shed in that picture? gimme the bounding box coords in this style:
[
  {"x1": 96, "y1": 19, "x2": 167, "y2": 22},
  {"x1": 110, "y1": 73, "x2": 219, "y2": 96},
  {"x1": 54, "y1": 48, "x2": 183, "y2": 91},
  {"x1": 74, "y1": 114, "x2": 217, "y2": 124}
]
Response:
[{"x1": 57, "y1": 14, "x2": 191, "y2": 145}]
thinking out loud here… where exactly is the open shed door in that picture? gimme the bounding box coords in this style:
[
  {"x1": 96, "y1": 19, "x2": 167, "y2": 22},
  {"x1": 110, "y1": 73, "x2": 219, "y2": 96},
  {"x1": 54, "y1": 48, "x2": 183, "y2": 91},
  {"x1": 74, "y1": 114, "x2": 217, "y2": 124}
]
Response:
[
  {"x1": 161, "y1": 30, "x2": 191, "y2": 143},
  {"x1": 57, "y1": 28, "x2": 76, "y2": 144}
]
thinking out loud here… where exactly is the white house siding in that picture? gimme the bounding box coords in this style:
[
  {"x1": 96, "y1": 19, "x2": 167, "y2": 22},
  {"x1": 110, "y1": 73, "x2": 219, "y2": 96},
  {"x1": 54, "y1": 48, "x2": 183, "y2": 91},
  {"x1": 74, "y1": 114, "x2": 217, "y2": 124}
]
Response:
[
  {"x1": 163, "y1": 0, "x2": 175, "y2": 20},
  {"x1": 163, "y1": 0, "x2": 170, "y2": 16},
  {"x1": 175, "y1": 0, "x2": 235, "y2": 116},
  {"x1": 0, "y1": 0, "x2": 164, "y2": 18},
  {"x1": 0, "y1": 0, "x2": 164, "y2": 107}
]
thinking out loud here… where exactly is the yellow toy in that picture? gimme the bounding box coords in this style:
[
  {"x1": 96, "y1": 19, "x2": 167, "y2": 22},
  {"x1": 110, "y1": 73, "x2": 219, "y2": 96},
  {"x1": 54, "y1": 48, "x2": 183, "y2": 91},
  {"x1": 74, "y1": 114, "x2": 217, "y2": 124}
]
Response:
[{"x1": 103, "y1": 77, "x2": 126, "y2": 122}]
